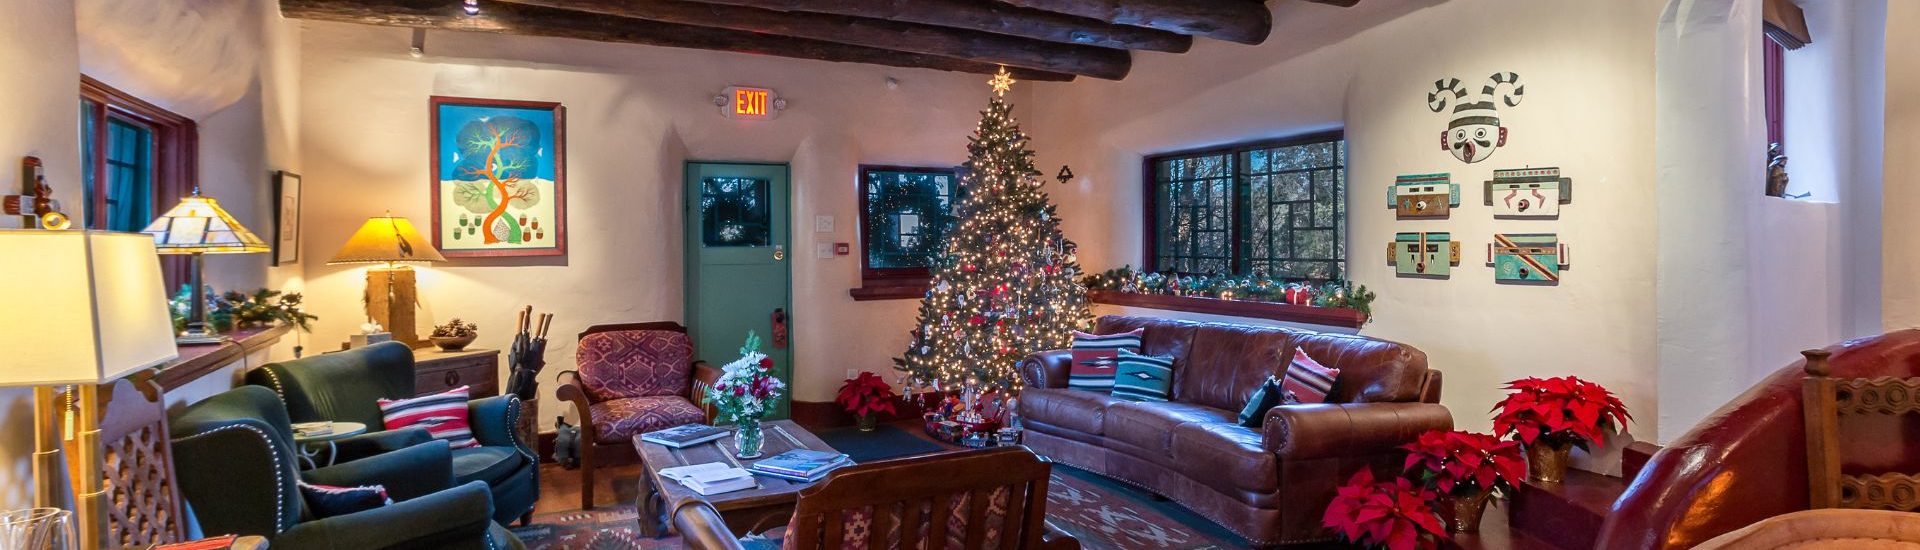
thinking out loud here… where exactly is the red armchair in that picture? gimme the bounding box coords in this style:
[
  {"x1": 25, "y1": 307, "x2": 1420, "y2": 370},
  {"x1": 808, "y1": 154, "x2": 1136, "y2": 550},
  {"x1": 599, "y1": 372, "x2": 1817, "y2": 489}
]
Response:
[{"x1": 557, "y1": 322, "x2": 720, "y2": 509}]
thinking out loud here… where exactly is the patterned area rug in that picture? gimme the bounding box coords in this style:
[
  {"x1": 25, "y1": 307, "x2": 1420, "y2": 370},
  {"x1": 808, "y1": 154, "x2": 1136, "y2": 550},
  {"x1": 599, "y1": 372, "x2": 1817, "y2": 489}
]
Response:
[{"x1": 511, "y1": 465, "x2": 1247, "y2": 549}]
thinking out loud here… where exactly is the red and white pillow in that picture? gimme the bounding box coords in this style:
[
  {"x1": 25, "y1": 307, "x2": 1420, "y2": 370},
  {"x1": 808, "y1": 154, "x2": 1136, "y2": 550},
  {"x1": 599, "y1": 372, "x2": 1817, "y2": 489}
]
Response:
[
  {"x1": 1067, "y1": 329, "x2": 1144, "y2": 393},
  {"x1": 377, "y1": 385, "x2": 479, "y2": 449},
  {"x1": 1281, "y1": 347, "x2": 1340, "y2": 404}
]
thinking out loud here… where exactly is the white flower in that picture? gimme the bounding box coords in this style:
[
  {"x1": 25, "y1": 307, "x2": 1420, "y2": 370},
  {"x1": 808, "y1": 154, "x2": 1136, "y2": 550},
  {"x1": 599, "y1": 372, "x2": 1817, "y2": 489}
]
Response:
[{"x1": 360, "y1": 321, "x2": 385, "y2": 334}]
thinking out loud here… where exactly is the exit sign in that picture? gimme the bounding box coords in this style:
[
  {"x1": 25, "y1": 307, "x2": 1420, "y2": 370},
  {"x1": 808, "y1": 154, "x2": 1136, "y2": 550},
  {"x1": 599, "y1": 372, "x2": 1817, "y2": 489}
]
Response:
[{"x1": 721, "y1": 86, "x2": 782, "y2": 120}]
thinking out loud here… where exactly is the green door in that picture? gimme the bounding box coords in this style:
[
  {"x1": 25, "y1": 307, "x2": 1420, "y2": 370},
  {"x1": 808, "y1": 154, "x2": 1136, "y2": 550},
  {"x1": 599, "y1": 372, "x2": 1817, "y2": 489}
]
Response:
[{"x1": 686, "y1": 162, "x2": 793, "y2": 420}]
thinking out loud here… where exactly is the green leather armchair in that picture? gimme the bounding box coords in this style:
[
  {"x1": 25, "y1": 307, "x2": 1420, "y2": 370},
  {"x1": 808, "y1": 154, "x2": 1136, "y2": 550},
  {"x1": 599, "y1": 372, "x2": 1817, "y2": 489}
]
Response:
[
  {"x1": 246, "y1": 342, "x2": 539, "y2": 525},
  {"x1": 170, "y1": 385, "x2": 526, "y2": 550}
]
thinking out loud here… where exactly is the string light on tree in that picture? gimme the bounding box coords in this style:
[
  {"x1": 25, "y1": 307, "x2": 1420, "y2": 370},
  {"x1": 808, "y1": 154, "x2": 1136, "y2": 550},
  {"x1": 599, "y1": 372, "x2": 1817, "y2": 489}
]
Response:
[{"x1": 895, "y1": 67, "x2": 1092, "y2": 396}]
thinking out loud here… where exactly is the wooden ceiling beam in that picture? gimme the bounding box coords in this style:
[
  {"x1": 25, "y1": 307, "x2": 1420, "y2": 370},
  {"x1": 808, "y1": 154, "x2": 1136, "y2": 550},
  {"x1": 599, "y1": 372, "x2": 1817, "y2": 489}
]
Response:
[
  {"x1": 998, "y1": 0, "x2": 1273, "y2": 45},
  {"x1": 669, "y1": 0, "x2": 1191, "y2": 53},
  {"x1": 279, "y1": 0, "x2": 1077, "y2": 81},
  {"x1": 497, "y1": 0, "x2": 1131, "y2": 79}
]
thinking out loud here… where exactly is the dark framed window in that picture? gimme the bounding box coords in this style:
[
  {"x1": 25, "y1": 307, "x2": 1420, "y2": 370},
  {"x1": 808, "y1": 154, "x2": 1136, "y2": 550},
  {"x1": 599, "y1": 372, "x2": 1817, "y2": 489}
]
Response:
[
  {"x1": 858, "y1": 165, "x2": 960, "y2": 281},
  {"x1": 1145, "y1": 131, "x2": 1346, "y2": 281},
  {"x1": 81, "y1": 76, "x2": 195, "y2": 285}
]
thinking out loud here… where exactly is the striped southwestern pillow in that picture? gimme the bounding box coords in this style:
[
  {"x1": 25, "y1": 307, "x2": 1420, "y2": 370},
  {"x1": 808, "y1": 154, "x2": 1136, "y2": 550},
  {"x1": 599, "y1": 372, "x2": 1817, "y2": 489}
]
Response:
[
  {"x1": 1282, "y1": 347, "x2": 1340, "y2": 404},
  {"x1": 377, "y1": 385, "x2": 479, "y2": 449},
  {"x1": 1068, "y1": 329, "x2": 1144, "y2": 393},
  {"x1": 1111, "y1": 350, "x2": 1175, "y2": 403}
]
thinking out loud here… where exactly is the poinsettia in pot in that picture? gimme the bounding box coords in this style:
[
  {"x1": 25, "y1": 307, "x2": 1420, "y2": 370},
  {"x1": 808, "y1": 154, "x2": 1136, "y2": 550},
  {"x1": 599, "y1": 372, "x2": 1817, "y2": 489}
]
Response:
[
  {"x1": 835, "y1": 372, "x2": 898, "y2": 432},
  {"x1": 1401, "y1": 430, "x2": 1527, "y2": 533},
  {"x1": 1491, "y1": 376, "x2": 1631, "y2": 484},
  {"x1": 1323, "y1": 469, "x2": 1448, "y2": 550}
]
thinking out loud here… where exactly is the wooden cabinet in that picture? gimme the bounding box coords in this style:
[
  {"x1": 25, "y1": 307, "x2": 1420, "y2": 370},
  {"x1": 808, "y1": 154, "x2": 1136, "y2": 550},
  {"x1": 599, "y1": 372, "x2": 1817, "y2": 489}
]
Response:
[{"x1": 414, "y1": 348, "x2": 500, "y2": 397}]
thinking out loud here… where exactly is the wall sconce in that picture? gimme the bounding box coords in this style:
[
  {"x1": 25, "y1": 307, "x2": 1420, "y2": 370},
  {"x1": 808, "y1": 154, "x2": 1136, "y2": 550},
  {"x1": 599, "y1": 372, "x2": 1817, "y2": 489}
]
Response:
[
  {"x1": 1056, "y1": 165, "x2": 1075, "y2": 185},
  {"x1": 3, "y1": 157, "x2": 71, "y2": 229}
]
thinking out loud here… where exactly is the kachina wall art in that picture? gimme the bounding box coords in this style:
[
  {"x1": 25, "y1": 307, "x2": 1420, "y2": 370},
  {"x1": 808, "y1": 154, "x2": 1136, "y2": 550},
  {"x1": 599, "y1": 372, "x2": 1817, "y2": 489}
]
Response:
[
  {"x1": 431, "y1": 96, "x2": 568, "y2": 258},
  {"x1": 1485, "y1": 167, "x2": 1572, "y2": 219},
  {"x1": 1487, "y1": 233, "x2": 1568, "y2": 285},
  {"x1": 1388, "y1": 173, "x2": 1459, "y2": 219},
  {"x1": 1388, "y1": 232, "x2": 1461, "y2": 279},
  {"x1": 1427, "y1": 72, "x2": 1524, "y2": 164}
]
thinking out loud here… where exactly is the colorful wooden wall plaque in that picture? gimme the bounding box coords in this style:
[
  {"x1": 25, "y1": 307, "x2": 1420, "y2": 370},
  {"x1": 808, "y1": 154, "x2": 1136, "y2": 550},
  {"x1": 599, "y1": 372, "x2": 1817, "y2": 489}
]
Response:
[
  {"x1": 1388, "y1": 232, "x2": 1461, "y2": 278},
  {"x1": 1388, "y1": 173, "x2": 1459, "y2": 219},
  {"x1": 1488, "y1": 233, "x2": 1568, "y2": 284},
  {"x1": 1485, "y1": 167, "x2": 1572, "y2": 219}
]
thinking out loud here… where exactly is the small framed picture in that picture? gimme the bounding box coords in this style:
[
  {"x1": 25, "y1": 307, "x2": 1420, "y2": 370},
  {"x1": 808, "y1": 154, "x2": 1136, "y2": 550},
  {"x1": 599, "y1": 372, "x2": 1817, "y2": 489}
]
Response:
[{"x1": 272, "y1": 170, "x2": 302, "y2": 266}]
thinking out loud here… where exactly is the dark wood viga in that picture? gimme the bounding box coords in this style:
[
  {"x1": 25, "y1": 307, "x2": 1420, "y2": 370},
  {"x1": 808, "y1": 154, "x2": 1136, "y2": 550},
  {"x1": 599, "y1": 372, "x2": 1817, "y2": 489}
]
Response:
[
  {"x1": 672, "y1": 447, "x2": 1080, "y2": 550},
  {"x1": 1802, "y1": 349, "x2": 1920, "y2": 511}
]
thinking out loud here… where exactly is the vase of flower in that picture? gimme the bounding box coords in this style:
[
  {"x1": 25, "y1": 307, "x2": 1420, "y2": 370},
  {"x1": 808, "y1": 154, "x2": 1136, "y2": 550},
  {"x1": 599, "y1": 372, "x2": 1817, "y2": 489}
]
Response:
[
  {"x1": 706, "y1": 332, "x2": 786, "y2": 461},
  {"x1": 1400, "y1": 429, "x2": 1527, "y2": 534},
  {"x1": 1526, "y1": 440, "x2": 1573, "y2": 484},
  {"x1": 734, "y1": 418, "x2": 765, "y2": 459},
  {"x1": 1491, "y1": 376, "x2": 1632, "y2": 485},
  {"x1": 836, "y1": 372, "x2": 897, "y2": 432}
]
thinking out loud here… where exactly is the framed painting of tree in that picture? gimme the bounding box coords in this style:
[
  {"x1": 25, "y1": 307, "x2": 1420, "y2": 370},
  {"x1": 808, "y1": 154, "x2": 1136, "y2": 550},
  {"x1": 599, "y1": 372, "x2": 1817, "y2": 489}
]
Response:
[{"x1": 430, "y1": 96, "x2": 567, "y2": 258}]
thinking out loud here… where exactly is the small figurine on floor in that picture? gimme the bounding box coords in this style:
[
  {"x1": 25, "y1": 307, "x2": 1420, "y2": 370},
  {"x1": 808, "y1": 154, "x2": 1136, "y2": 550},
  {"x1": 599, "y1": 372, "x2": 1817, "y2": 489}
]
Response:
[{"x1": 552, "y1": 416, "x2": 580, "y2": 469}]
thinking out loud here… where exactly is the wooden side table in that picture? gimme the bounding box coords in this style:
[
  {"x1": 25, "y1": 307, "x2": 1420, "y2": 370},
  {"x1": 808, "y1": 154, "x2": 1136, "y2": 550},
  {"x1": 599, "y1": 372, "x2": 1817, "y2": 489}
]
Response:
[{"x1": 413, "y1": 348, "x2": 501, "y2": 397}]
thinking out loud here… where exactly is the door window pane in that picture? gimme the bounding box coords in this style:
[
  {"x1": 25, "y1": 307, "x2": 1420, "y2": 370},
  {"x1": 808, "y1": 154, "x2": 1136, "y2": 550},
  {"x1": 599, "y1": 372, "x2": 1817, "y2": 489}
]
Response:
[{"x1": 701, "y1": 176, "x2": 771, "y2": 247}]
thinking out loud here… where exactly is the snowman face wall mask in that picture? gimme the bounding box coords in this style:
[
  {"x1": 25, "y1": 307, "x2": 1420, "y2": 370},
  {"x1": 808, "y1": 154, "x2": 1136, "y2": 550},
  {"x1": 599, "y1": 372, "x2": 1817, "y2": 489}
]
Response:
[{"x1": 1428, "y1": 73, "x2": 1524, "y2": 164}]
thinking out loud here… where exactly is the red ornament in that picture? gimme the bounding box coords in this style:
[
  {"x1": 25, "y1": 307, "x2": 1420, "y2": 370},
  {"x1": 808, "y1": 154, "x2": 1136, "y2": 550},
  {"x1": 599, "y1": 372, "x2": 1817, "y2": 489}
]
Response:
[{"x1": 758, "y1": 357, "x2": 774, "y2": 370}]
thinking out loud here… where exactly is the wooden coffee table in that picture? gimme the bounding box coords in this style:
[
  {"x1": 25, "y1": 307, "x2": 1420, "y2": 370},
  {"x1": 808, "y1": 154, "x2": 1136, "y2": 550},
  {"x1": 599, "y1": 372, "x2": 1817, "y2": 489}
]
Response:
[{"x1": 632, "y1": 420, "x2": 838, "y2": 537}]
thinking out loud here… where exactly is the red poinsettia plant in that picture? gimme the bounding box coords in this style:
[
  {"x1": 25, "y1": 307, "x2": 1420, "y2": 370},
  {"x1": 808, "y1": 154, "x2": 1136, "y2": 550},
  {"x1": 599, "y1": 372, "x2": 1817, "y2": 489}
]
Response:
[
  {"x1": 1401, "y1": 430, "x2": 1528, "y2": 499},
  {"x1": 1491, "y1": 376, "x2": 1631, "y2": 450},
  {"x1": 835, "y1": 372, "x2": 899, "y2": 420},
  {"x1": 1322, "y1": 469, "x2": 1448, "y2": 550}
]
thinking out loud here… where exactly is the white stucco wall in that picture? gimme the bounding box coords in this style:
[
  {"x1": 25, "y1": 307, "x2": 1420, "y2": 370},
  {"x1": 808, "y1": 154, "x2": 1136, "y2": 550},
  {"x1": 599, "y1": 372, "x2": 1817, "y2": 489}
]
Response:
[
  {"x1": 1029, "y1": 0, "x2": 1664, "y2": 471},
  {"x1": 295, "y1": 22, "x2": 1016, "y2": 417}
]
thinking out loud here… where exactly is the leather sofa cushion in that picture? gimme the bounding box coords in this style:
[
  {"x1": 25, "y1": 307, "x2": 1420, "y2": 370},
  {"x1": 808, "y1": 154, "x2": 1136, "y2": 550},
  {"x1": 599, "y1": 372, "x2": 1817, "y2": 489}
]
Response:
[
  {"x1": 1171, "y1": 422, "x2": 1278, "y2": 496},
  {"x1": 1103, "y1": 401, "x2": 1235, "y2": 459},
  {"x1": 1097, "y1": 316, "x2": 1199, "y2": 365},
  {"x1": 451, "y1": 446, "x2": 526, "y2": 486},
  {"x1": 1290, "y1": 332, "x2": 1426, "y2": 403},
  {"x1": 1018, "y1": 388, "x2": 1121, "y2": 436},
  {"x1": 1177, "y1": 326, "x2": 1296, "y2": 411}
]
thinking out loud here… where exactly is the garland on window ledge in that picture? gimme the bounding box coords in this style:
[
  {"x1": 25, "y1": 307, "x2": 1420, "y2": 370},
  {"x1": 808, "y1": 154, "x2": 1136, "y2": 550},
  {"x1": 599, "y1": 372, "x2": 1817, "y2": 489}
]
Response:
[{"x1": 1080, "y1": 266, "x2": 1376, "y2": 323}]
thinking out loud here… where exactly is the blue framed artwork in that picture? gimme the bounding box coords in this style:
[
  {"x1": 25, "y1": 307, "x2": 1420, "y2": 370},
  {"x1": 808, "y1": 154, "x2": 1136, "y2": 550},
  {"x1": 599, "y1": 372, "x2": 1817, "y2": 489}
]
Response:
[{"x1": 430, "y1": 96, "x2": 567, "y2": 258}]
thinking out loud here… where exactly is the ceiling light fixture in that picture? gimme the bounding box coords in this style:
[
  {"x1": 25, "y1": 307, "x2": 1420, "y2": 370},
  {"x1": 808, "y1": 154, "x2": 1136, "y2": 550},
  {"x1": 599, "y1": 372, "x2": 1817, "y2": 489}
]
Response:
[{"x1": 463, "y1": 0, "x2": 480, "y2": 15}]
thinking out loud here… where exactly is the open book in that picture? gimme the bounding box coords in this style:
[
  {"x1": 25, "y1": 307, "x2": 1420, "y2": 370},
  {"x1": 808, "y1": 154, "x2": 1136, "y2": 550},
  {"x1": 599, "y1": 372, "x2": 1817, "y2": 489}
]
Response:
[{"x1": 659, "y1": 462, "x2": 756, "y2": 496}]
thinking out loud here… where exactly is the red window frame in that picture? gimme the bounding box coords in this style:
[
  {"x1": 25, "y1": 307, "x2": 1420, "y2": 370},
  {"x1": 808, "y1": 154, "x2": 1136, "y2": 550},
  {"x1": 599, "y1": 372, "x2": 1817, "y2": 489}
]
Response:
[{"x1": 81, "y1": 75, "x2": 196, "y2": 287}]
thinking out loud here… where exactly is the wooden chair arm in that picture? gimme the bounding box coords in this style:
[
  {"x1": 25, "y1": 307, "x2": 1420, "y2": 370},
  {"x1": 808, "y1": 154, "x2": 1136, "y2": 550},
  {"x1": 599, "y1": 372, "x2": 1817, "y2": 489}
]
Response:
[
  {"x1": 671, "y1": 496, "x2": 745, "y2": 550},
  {"x1": 555, "y1": 370, "x2": 597, "y2": 443},
  {"x1": 692, "y1": 361, "x2": 722, "y2": 422},
  {"x1": 1040, "y1": 519, "x2": 1082, "y2": 550}
]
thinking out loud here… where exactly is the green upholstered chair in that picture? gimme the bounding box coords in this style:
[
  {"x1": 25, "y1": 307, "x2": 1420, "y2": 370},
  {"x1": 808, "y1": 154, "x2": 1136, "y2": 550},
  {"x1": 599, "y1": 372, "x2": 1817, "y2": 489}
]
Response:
[
  {"x1": 170, "y1": 385, "x2": 526, "y2": 550},
  {"x1": 245, "y1": 342, "x2": 539, "y2": 525}
]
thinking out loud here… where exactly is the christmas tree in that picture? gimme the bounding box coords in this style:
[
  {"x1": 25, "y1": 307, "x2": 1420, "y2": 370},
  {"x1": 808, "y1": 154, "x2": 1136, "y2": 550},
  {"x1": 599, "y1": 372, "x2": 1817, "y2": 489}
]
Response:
[{"x1": 896, "y1": 68, "x2": 1092, "y2": 394}]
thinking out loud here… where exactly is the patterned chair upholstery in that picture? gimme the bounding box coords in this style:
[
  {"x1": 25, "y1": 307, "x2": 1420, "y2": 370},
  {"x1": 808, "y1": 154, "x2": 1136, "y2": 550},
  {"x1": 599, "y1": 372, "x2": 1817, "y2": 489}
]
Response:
[
  {"x1": 672, "y1": 447, "x2": 1080, "y2": 550},
  {"x1": 557, "y1": 322, "x2": 718, "y2": 509}
]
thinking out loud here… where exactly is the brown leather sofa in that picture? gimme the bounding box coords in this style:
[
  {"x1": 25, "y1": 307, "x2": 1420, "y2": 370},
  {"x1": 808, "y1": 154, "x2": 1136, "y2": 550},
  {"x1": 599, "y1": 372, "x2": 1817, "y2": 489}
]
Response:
[
  {"x1": 1596, "y1": 329, "x2": 1920, "y2": 549},
  {"x1": 1016, "y1": 315, "x2": 1452, "y2": 546}
]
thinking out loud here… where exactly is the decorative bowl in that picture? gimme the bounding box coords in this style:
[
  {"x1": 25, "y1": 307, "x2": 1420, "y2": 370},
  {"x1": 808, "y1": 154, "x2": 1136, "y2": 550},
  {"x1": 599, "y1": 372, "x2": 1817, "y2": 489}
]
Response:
[{"x1": 431, "y1": 334, "x2": 477, "y2": 351}]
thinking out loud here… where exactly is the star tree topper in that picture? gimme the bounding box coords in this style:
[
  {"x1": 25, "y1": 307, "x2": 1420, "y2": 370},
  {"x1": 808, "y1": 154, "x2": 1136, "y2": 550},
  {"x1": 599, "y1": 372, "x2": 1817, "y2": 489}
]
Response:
[{"x1": 988, "y1": 67, "x2": 1016, "y2": 97}]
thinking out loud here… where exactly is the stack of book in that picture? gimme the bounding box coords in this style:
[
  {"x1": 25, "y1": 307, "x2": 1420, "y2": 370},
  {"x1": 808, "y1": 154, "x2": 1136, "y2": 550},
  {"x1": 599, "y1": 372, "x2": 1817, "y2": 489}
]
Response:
[
  {"x1": 641, "y1": 423, "x2": 729, "y2": 448},
  {"x1": 658, "y1": 462, "x2": 757, "y2": 496},
  {"x1": 747, "y1": 449, "x2": 851, "y2": 482}
]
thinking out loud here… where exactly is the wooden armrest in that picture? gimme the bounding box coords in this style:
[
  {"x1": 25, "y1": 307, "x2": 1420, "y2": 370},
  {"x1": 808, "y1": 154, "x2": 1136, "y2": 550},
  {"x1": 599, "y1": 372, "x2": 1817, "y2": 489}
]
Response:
[
  {"x1": 692, "y1": 361, "x2": 722, "y2": 422},
  {"x1": 555, "y1": 370, "x2": 597, "y2": 444},
  {"x1": 672, "y1": 497, "x2": 745, "y2": 550},
  {"x1": 1040, "y1": 519, "x2": 1082, "y2": 550}
]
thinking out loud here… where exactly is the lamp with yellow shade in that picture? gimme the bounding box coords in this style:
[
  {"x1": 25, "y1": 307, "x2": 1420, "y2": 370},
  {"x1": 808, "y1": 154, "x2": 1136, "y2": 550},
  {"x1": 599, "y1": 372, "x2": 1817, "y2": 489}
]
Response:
[
  {"x1": 138, "y1": 191, "x2": 269, "y2": 344},
  {"x1": 330, "y1": 214, "x2": 446, "y2": 347}
]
